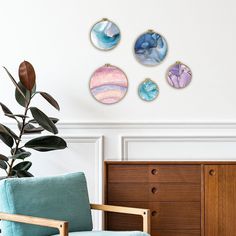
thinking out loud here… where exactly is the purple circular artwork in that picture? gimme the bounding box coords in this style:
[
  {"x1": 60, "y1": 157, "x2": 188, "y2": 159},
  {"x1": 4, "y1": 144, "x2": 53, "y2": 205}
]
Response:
[{"x1": 167, "y1": 62, "x2": 192, "y2": 89}]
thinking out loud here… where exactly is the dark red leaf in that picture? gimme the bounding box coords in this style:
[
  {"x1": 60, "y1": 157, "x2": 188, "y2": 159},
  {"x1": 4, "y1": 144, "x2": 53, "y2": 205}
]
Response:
[
  {"x1": 39, "y1": 92, "x2": 60, "y2": 111},
  {"x1": 0, "y1": 154, "x2": 8, "y2": 162},
  {"x1": 18, "y1": 61, "x2": 36, "y2": 90}
]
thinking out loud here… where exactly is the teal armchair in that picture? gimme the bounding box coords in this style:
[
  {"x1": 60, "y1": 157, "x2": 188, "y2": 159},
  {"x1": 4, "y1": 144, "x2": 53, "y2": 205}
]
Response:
[{"x1": 0, "y1": 172, "x2": 150, "y2": 236}]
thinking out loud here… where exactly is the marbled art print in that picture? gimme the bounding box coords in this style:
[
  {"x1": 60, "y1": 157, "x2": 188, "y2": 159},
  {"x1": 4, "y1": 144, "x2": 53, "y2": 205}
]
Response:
[
  {"x1": 134, "y1": 30, "x2": 168, "y2": 66},
  {"x1": 138, "y1": 79, "x2": 159, "y2": 101},
  {"x1": 167, "y1": 62, "x2": 192, "y2": 88},
  {"x1": 89, "y1": 64, "x2": 128, "y2": 104},
  {"x1": 90, "y1": 18, "x2": 121, "y2": 50}
]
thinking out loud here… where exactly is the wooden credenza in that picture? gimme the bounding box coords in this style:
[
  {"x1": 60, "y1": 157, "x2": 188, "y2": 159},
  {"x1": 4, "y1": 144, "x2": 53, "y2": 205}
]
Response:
[{"x1": 104, "y1": 161, "x2": 236, "y2": 236}]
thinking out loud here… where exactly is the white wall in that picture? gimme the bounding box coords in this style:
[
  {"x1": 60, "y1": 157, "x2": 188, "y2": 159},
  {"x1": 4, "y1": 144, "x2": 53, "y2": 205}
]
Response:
[
  {"x1": 1, "y1": 0, "x2": 236, "y2": 230},
  {"x1": 0, "y1": 0, "x2": 236, "y2": 122}
]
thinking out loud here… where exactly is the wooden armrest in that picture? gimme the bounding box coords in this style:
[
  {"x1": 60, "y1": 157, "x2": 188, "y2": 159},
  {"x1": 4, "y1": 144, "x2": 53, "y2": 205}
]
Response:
[
  {"x1": 0, "y1": 212, "x2": 68, "y2": 236},
  {"x1": 90, "y1": 204, "x2": 150, "y2": 234}
]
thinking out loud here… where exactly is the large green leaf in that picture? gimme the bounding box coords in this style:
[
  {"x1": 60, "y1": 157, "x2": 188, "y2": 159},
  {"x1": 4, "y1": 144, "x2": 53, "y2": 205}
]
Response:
[
  {"x1": 5, "y1": 114, "x2": 29, "y2": 119},
  {"x1": 0, "y1": 102, "x2": 13, "y2": 115},
  {"x1": 13, "y1": 161, "x2": 32, "y2": 171},
  {"x1": 16, "y1": 170, "x2": 34, "y2": 177},
  {"x1": 15, "y1": 82, "x2": 36, "y2": 107},
  {"x1": 18, "y1": 122, "x2": 44, "y2": 134},
  {"x1": 24, "y1": 124, "x2": 44, "y2": 134},
  {"x1": 24, "y1": 135, "x2": 67, "y2": 152},
  {"x1": 10, "y1": 151, "x2": 31, "y2": 160},
  {"x1": 0, "y1": 124, "x2": 14, "y2": 147},
  {"x1": 3, "y1": 66, "x2": 26, "y2": 99},
  {"x1": 30, "y1": 107, "x2": 58, "y2": 134},
  {"x1": 2, "y1": 124, "x2": 19, "y2": 141},
  {"x1": 29, "y1": 117, "x2": 59, "y2": 124},
  {"x1": 18, "y1": 61, "x2": 36, "y2": 91},
  {"x1": 11, "y1": 148, "x2": 26, "y2": 155},
  {"x1": 0, "y1": 160, "x2": 7, "y2": 170},
  {"x1": 38, "y1": 92, "x2": 60, "y2": 111}
]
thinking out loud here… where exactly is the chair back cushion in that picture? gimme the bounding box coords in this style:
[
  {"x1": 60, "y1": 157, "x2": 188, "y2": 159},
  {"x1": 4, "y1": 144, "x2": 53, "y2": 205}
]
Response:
[{"x1": 0, "y1": 172, "x2": 93, "y2": 236}]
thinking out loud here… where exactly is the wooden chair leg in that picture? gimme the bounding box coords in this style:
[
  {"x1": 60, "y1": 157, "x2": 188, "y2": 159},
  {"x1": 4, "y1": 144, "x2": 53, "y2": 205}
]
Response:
[
  {"x1": 59, "y1": 222, "x2": 69, "y2": 236},
  {"x1": 142, "y1": 210, "x2": 151, "y2": 234}
]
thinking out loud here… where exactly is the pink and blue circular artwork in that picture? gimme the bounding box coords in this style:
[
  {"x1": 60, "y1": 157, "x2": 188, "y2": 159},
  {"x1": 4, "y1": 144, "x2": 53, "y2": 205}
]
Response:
[
  {"x1": 89, "y1": 65, "x2": 128, "y2": 104},
  {"x1": 167, "y1": 62, "x2": 192, "y2": 88}
]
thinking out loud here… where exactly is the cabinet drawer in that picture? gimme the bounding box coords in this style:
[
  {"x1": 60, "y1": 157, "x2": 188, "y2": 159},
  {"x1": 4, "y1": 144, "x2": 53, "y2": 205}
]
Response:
[
  {"x1": 108, "y1": 183, "x2": 201, "y2": 202},
  {"x1": 107, "y1": 214, "x2": 201, "y2": 234},
  {"x1": 149, "y1": 165, "x2": 201, "y2": 183},
  {"x1": 150, "y1": 202, "x2": 201, "y2": 230},
  {"x1": 152, "y1": 230, "x2": 200, "y2": 236},
  {"x1": 106, "y1": 212, "x2": 142, "y2": 231},
  {"x1": 108, "y1": 201, "x2": 201, "y2": 230},
  {"x1": 108, "y1": 165, "x2": 149, "y2": 182},
  {"x1": 108, "y1": 164, "x2": 201, "y2": 183}
]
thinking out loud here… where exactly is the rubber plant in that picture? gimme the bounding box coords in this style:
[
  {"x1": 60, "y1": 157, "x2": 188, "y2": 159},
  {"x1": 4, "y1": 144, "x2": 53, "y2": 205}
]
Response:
[{"x1": 0, "y1": 61, "x2": 67, "y2": 177}]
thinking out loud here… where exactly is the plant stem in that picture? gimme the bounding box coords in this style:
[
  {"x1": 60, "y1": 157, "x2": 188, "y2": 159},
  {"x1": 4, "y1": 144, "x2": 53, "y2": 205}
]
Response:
[{"x1": 8, "y1": 97, "x2": 31, "y2": 176}]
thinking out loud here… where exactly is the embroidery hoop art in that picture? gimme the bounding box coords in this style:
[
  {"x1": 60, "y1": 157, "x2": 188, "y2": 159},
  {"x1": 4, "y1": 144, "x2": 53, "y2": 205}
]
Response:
[
  {"x1": 89, "y1": 63, "x2": 129, "y2": 105},
  {"x1": 138, "y1": 78, "x2": 159, "y2": 102},
  {"x1": 166, "y1": 61, "x2": 192, "y2": 89},
  {"x1": 133, "y1": 29, "x2": 168, "y2": 67},
  {"x1": 90, "y1": 18, "x2": 121, "y2": 51}
]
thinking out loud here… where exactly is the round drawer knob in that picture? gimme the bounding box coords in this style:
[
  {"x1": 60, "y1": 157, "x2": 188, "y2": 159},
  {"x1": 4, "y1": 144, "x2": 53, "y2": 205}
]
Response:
[
  {"x1": 151, "y1": 187, "x2": 158, "y2": 194},
  {"x1": 151, "y1": 169, "x2": 158, "y2": 175},
  {"x1": 151, "y1": 211, "x2": 157, "y2": 217},
  {"x1": 209, "y1": 169, "x2": 216, "y2": 176}
]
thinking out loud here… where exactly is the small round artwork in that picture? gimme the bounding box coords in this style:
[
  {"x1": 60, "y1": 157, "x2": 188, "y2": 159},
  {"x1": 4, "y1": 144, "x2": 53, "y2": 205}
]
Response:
[
  {"x1": 89, "y1": 64, "x2": 128, "y2": 104},
  {"x1": 134, "y1": 30, "x2": 168, "y2": 66},
  {"x1": 138, "y1": 79, "x2": 159, "y2": 101},
  {"x1": 167, "y1": 62, "x2": 192, "y2": 89},
  {"x1": 90, "y1": 18, "x2": 121, "y2": 50}
]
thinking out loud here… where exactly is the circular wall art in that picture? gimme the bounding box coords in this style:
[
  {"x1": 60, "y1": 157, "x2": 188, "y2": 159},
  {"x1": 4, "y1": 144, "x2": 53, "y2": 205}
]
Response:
[
  {"x1": 138, "y1": 78, "x2": 159, "y2": 101},
  {"x1": 134, "y1": 30, "x2": 168, "y2": 66},
  {"x1": 167, "y1": 62, "x2": 192, "y2": 89},
  {"x1": 90, "y1": 18, "x2": 121, "y2": 50},
  {"x1": 89, "y1": 64, "x2": 128, "y2": 104}
]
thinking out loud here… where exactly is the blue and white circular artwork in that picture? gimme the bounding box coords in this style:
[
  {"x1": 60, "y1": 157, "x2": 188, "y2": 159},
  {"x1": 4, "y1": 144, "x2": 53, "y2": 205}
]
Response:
[
  {"x1": 134, "y1": 30, "x2": 168, "y2": 66},
  {"x1": 138, "y1": 79, "x2": 159, "y2": 101},
  {"x1": 90, "y1": 19, "x2": 121, "y2": 50}
]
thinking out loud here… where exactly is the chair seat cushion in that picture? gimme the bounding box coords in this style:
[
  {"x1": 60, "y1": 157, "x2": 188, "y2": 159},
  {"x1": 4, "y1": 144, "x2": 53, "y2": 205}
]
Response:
[
  {"x1": 0, "y1": 172, "x2": 93, "y2": 236},
  {"x1": 51, "y1": 231, "x2": 149, "y2": 236}
]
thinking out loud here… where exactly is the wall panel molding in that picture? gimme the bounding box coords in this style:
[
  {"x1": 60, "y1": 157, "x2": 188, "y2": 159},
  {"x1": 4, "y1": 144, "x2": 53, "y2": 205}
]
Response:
[
  {"x1": 120, "y1": 135, "x2": 236, "y2": 160},
  {"x1": 4, "y1": 121, "x2": 236, "y2": 130},
  {"x1": 57, "y1": 121, "x2": 236, "y2": 130}
]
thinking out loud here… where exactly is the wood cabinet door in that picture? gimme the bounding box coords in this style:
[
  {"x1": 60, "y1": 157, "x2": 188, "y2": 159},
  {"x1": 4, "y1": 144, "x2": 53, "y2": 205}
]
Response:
[{"x1": 205, "y1": 165, "x2": 236, "y2": 236}]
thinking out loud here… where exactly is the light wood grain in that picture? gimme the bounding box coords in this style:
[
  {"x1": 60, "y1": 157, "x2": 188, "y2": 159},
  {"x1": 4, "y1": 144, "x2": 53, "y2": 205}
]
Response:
[
  {"x1": 105, "y1": 161, "x2": 236, "y2": 165},
  {"x1": 0, "y1": 212, "x2": 68, "y2": 236},
  {"x1": 108, "y1": 183, "x2": 201, "y2": 202},
  {"x1": 104, "y1": 162, "x2": 236, "y2": 235},
  {"x1": 108, "y1": 164, "x2": 201, "y2": 183},
  {"x1": 91, "y1": 203, "x2": 150, "y2": 234},
  {"x1": 107, "y1": 201, "x2": 200, "y2": 230},
  {"x1": 205, "y1": 165, "x2": 219, "y2": 236},
  {"x1": 205, "y1": 165, "x2": 236, "y2": 236},
  {"x1": 151, "y1": 229, "x2": 200, "y2": 236},
  {"x1": 105, "y1": 162, "x2": 202, "y2": 236}
]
